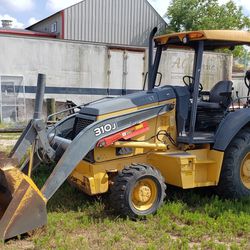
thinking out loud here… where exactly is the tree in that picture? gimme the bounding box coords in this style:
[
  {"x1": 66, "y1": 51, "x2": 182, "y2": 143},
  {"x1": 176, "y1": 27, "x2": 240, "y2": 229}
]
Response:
[
  {"x1": 166, "y1": 0, "x2": 250, "y2": 32},
  {"x1": 165, "y1": 0, "x2": 250, "y2": 59}
]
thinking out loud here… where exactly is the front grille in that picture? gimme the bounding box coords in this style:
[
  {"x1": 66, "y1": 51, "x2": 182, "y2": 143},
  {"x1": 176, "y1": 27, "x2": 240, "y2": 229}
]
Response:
[
  {"x1": 72, "y1": 115, "x2": 96, "y2": 163},
  {"x1": 72, "y1": 115, "x2": 96, "y2": 139}
]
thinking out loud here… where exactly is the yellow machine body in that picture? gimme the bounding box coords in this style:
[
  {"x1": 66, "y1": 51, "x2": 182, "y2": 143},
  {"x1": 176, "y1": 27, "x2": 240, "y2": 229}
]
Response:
[{"x1": 69, "y1": 99, "x2": 225, "y2": 196}]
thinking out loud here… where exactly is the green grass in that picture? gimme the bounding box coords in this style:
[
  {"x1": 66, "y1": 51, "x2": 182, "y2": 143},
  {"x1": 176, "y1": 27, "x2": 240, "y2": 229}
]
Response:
[
  {"x1": 0, "y1": 122, "x2": 26, "y2": 129},
  {"x1": 0, "y1": 133, "x2": 20, "y2": 155},
  {"x1": 2, "y1": 165, "x2": 249, "y2": 250},
  {"x1": 0, "y1": 133, "x2": 21, "y2": 140},
  {"x1": 0, "y1": 135, "x2": 249, "y2": 250}
]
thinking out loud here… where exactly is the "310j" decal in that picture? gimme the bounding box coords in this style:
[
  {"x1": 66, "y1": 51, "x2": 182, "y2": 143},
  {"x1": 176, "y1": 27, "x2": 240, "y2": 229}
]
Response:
[{"x1": 94, "y1": 123, "x2": 117, "y2": 137}]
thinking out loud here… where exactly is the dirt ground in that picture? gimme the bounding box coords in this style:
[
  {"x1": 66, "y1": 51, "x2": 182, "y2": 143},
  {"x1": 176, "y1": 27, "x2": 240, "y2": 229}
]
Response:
[
  {"x1": 0, "y1": 139, "x2": 17, "y2": 148},
  {"x1": 0, "y1": 138, "x2": 18, "y2": 167},
  {"x1": 0, "y1": 151, "x2": 7, "y2": 159}
]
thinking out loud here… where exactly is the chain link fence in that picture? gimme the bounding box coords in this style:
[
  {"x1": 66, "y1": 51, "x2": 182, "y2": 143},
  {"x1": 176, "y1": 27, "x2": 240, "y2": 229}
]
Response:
[{"x1": 0, "y1": 76, "x2": 26, "y2": 123}]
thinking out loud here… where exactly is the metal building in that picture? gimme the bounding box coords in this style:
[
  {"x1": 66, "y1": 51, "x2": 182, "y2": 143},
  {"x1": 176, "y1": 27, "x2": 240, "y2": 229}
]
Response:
[{"x1": 27, "y1": 0, "x2": 166, "y2": 46}]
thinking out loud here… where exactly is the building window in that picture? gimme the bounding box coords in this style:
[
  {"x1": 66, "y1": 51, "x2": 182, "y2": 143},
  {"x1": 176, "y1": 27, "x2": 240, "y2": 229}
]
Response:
[
  {"x1": 51, "y1": 22, "x2": 57, "y2": 33},
  {"x1": 2, "y1": 82, "x2": 15, "y2": 96}
]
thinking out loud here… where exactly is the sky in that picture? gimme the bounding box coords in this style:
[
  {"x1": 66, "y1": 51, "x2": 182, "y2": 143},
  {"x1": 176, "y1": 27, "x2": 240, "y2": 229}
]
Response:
[{"x1": 0, "y1": 0, "x2": 249, "y2": 29}]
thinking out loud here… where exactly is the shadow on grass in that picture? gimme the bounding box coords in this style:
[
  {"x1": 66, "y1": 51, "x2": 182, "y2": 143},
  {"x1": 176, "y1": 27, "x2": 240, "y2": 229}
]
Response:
[
  {"x1": 32, "y1": 164, "x2": 116, "y2": 221},
  {"x1": 32, "y1": 164, "x2": 250, "y2": 221},
  {"x1": 165, "y1": 184, "x2": 250, "y2": 217}
]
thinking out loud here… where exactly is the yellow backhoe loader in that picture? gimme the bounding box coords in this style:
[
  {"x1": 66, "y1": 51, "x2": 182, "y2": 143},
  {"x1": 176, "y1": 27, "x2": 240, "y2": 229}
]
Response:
[{"x1": 1, "y1": 28, "x2": 250, "y2": 240}]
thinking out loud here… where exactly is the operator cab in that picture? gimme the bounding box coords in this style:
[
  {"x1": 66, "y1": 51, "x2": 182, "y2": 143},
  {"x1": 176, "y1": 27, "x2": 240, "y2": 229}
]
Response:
[{"x1": 151, "y1": 30, "x2": 250, "y2": 144}]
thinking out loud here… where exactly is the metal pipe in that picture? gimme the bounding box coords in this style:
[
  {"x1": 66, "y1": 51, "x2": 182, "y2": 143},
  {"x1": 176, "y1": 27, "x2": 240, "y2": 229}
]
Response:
[
  {"x1": 188, "y1": 41, "x2": 204, "y2": 141},
  {"x1": 28, "y1": 142, "x2": 36, "y2": 177},
  {"x1": 47, "y1": 105, "x2": 81, "y2": 122},
  {"x1": 112, "y1": 141, "x2": 167, "y2": 150},
  {"x1": 48, "y1": 134, "x2": 72, "y2": 151},
  {"x1": 148, "y1": 27, "x2": 158, "y2": 92},
  {"x1": 152, "y1": 46, "x2": 163, "y2": 86},
  {"x1": 33, "y1": 73, "x2": 46, "y2": 119}
]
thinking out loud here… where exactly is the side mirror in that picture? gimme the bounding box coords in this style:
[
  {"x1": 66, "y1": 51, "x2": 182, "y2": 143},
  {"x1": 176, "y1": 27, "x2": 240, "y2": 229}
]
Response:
[
  {"x1": 246, "y1": 70, "x2": 250, "y2": 81},
  {"x1": 245, "y1": 70, "x2": 250, "y2": 90},
  {"x1": 154, "y1": 72, "x2": 163, "y2": 87},
  {"x1": 143, "y1": 72, "x2": 162, "y2": 90}
]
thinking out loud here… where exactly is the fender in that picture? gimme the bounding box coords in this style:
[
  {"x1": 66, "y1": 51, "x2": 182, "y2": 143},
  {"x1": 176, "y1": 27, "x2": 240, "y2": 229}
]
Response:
[{"x1": 213, "y1": 108, "x2": 250, "y2": 151}]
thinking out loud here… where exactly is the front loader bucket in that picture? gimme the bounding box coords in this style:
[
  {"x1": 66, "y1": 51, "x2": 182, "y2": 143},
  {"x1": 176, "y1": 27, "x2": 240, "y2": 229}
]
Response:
[{"x1": 0, "y1": 165, "x2": 47, "y2": 241}]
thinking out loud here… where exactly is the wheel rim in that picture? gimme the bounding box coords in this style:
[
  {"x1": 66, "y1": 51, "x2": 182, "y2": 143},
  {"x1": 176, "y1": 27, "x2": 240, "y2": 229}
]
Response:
[
  {"x1": 131, "y1": 178, "x2": 157, "y2": 211},
  {"x1": 241, "y1": 153, "x2": 250, "y2": 189}
]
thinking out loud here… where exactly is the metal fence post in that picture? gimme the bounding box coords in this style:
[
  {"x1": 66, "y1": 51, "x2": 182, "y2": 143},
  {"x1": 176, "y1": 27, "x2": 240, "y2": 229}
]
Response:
[{"x1": 33, "y1": 74, "x2": 46, "y2": 119}]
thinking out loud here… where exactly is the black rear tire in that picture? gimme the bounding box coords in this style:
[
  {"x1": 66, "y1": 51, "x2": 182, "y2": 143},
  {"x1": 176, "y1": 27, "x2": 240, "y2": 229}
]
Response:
[
  {"x1": 217, "y1": 127, "x2": 250, "y2": 198},
  {"x1": 109, "y1": 163, "x2": 166, "y2": 218}
]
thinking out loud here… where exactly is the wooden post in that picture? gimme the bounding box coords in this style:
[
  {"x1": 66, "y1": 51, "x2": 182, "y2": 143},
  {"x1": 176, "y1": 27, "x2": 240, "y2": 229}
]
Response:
[{"x1": 46, "y1": 98, "x2": 56, "y2": 121}]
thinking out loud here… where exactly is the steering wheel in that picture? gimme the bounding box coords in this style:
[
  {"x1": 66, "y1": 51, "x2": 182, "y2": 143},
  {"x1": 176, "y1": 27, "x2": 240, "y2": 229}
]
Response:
[{"x1": 183, "y1": 75, "x2": 203, "y2": 93}]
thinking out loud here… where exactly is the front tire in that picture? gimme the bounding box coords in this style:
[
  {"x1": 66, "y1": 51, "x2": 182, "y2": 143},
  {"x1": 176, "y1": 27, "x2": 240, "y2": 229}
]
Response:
[
  {"x1": 217, "y1": 128, "x2": 250, "y2": 198},
  {"x1": 110, "y1": 163, "x2": 166, "y2": 218}
]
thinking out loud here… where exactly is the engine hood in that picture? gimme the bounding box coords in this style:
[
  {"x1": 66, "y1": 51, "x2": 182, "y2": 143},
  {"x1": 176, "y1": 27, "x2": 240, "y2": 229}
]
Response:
[{"x1": 79, "y1": 87, "x2": 176, "y2": 116}]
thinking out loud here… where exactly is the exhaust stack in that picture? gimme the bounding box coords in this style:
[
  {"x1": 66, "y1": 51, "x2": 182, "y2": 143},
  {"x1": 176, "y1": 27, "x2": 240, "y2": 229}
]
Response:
[{"x1": 148, "y1": 27, "x2": 158, "y2": 92}]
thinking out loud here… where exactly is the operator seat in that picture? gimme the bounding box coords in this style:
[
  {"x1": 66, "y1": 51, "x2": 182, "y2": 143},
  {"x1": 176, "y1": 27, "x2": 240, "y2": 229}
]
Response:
[
  {"x1": 196, "y1": 80, "x2": 233, "y2": 131},
  {"x1": 197, "y1": 80, "x2": 233, "y2": 110}
]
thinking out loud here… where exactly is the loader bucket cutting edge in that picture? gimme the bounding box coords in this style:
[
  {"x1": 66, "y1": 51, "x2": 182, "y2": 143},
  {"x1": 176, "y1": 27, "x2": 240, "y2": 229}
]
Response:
[{"x1": 0, "y1": 166, "x2": 47, "y2": 241}]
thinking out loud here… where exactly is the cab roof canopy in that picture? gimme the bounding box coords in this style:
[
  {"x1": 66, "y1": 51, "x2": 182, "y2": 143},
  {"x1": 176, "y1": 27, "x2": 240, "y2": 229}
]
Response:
[{"x1": 155, "y1": 30, "x2": 250, "y2": 50}]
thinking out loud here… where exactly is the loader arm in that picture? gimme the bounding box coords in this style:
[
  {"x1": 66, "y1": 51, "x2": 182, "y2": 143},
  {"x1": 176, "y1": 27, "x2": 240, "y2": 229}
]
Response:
[
  {"x1": 42, "y1": 103, "x2": 171, "y2": 200},
  {"x1": 9, "y1": 74, "x2": 55, "y2": 163}
]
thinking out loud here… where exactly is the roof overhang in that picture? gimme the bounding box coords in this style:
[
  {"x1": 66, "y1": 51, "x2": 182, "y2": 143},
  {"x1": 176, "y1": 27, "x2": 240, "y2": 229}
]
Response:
[
  {"x1": 155, "y1": 30, "x2": 250, "y2": 50},
  {"x1": 0, "y1": 28, "x2": 56, "y2": 38}
]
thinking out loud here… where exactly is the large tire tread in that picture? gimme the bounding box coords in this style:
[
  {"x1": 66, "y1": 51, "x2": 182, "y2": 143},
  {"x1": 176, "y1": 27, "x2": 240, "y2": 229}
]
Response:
[
  {"x1": 109, "y1": 163, "x2": 166, "y2": 218},
  {"x1": 217, "y1": 127, "x2": 250, "y2": 199}
]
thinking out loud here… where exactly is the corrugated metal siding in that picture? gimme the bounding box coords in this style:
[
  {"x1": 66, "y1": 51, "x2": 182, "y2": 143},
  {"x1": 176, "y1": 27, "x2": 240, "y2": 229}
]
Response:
[{"x1": 64, "y1": 0, "x2": 166, "y2": 46}]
